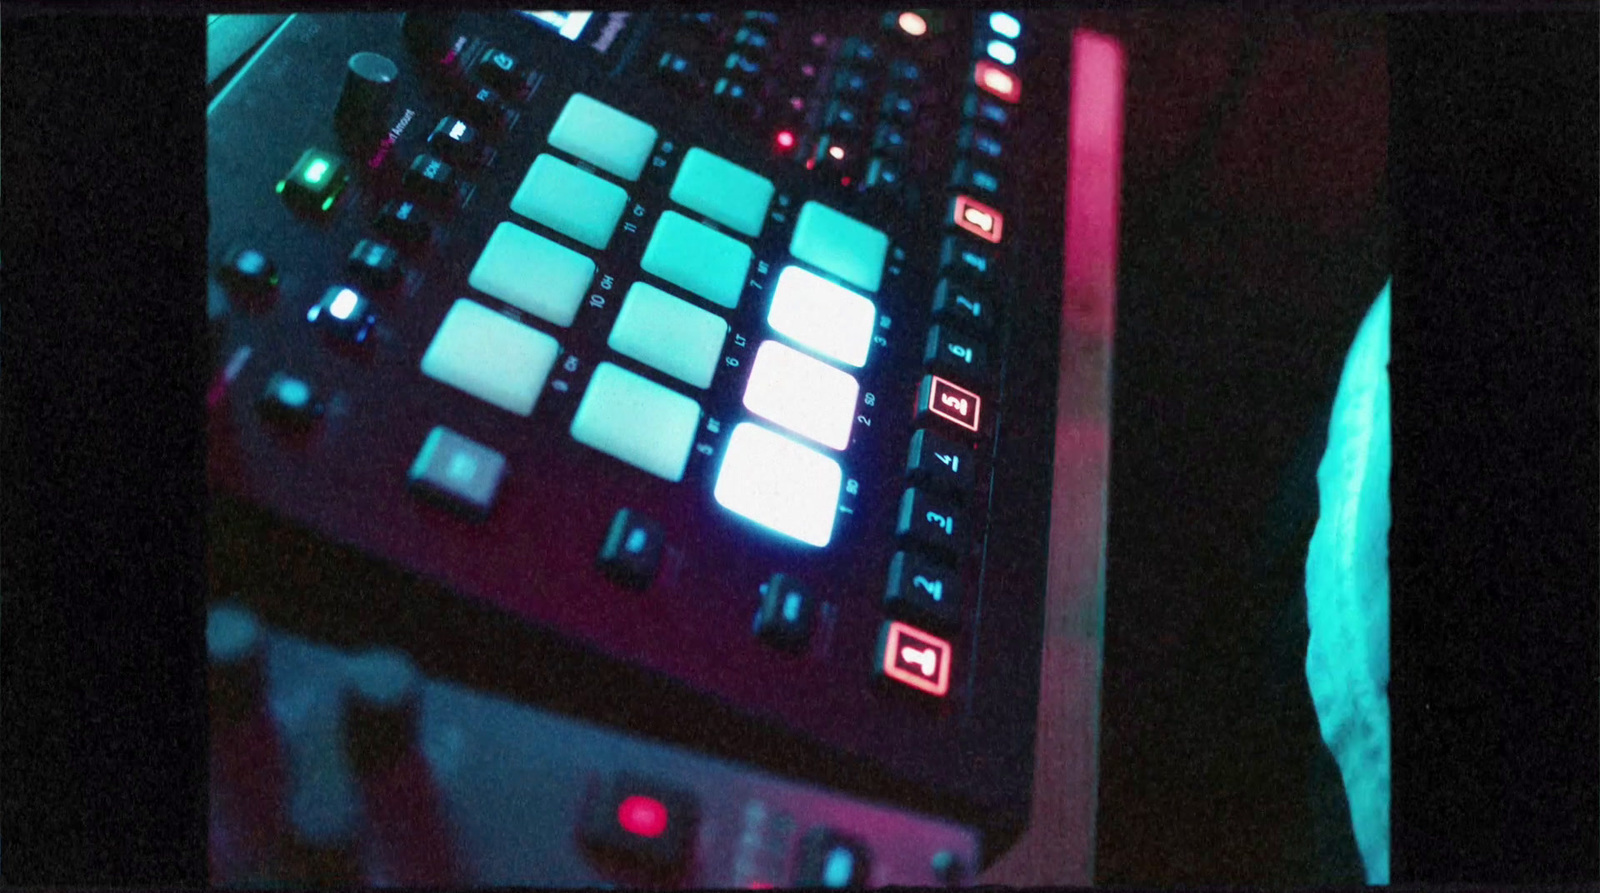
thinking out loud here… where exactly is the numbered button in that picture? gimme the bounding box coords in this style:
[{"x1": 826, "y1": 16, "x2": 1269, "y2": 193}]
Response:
[
  {"x1": 896, "y1": 488, "x2": 965, "y2": 559},
  {"x1": 884, "y1": 551, "x2": 962, "y2": 632},
  {"x1": 906, "y1": 429, "x2": 975, "y2": 495},
  {"x1": 931, "y1": 278, "x2": 993, "y2": 333},
  {"x1": 939, "y1": 237, "x2": 997, "y2": 286},
  {"x1": 915, "y1": 374, "x2": 981, "y2": 434},
  {"x1": 924, "y1": 325, "x2": 988, "y2": 382}
]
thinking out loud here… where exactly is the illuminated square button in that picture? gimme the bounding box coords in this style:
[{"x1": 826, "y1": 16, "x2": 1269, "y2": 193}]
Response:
[
  {"x1": 796, "y1": 829, "x2": 872, "y2": 888},
  {"x1": 713, "y1": 422, "x2": 842, "y2": 548},
  {"x1": 407, "y1": 427, "x2": 508, "y2": 519},
  {"x1": 670, "y1": 147, "x2": 775, "y2": 237},
  {"x1": 789, "y1": 202, "x2": 890, "y2": 293},
  {"x1": 578, "y1": 773, "x2": 699, "y2": 872},
  {"x1": 950, "y1": 194, "x2": 1003, "y2": 243},
  {"x1": 742, "y1": 340, "x2": 859, "y2": 451},
  {"x1": 766, "y1": 265, "x2": 877, "y2": 369},
  {"x1": 468, "y1": 221, "x2": 596, "y2": 326},
  {"x1": 420, "y1": 299, "x2": 561, "y2": 417},
  {"x1": 876, "y1": 620, "x2": 953, "y2": 697},
  {"x1": 277, "y1": 148, "x2": 349, "y2": 215},
  {"x1": 570, "y1": 362, "x2": 701, "y2": 482},
  {"x1": 973, "y1": 60, "x2": 1020, "y2": 103},
  {"x1": 510, "y1": 153, "x2": 629, "y2": 250},
  {"x1": 640, "y1": 210, "x2": 753, "y2": 309},
  {"x1": 916, "y1": 374, "x2": 981, "y2": 434},
  {"x1": 548, "y1": 93, "x2": 659, "y2": 182},
  {"x1": 608, "y1": 282, "x2": 729, "y2": 389}
]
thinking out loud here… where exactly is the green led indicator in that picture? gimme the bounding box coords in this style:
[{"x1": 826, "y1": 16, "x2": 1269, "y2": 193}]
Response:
[
  {"x1": 275, "y1": 180, "x2": 286, "y2": 194},
  {"x1": 303, "y1": 158, "x2": 330, "y2": 184},
  {"x1": 321, "y1": 196, "x2": 335, "y2": 211}
]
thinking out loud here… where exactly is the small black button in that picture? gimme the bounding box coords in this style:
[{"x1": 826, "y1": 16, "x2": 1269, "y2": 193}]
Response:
[
  {"x1": 871, "y1": 124, "x2": 908, "y2": 156},
  {"x1": 950, "y1": 159, "x2": 1001, "y2": 198},
  {"x1": 896, "y1": 488, "x2": 965, "y2": 558},
  {"x1": 796, "y1": 828, "x2": 871, "y2": 888},
  {"x1": 680, "y1": 11, "x2": 721, "y2": 32},
  {"x1": 885, "y1": 551, "x2": 963, "y2": 632},
  {"x1": 208, "y1": 603, "x2": 266, "y2": 728},
  {"x1": 753, "y1": 573, "x2": 817, "y2": 652},
  {"x1": 742, "y1": 11, "x2": 779, "y2": 26},
  {"x1": 308, "y1": 285, "x2": 376, "y2": 344},
  {"x1": 472, "y1": 46, "x2": 529, "y2": 95},
  {"x1": 838, "y1": 37, "x2": 878, "y2": 66},
  {"x1": 925, "y1": 324, "x2": 988, "y2": 381},
  {"x1": 374, "y1": 199, "x2": 432, "y2": 250},
  {"x1": 880, "y1": 91, "x2": 916, "y2": 124},
  {"x1": 218, "y1": 247, "x2": 280, "y2": 302},
  {"x1": 963, "y1": 92, "x2": 1011, "y2": 130},
  {"x1": 459, "y1": 85, "x2": 512, "y2": 133},
  {"x1": 427, "y1": 115, "x2": 484, "y2": 167},
  {"x1": 712, "y1": 77, "x2": 759, "y2": 121},
  {"x1": 598, "y1": 509, "x2": 665, "y2": 589},
  {"x1": 403, "y1": 153, "x2": 458, "y2": 205},
  {"x1": 958, "y1": 125, "x2": 1003, "y2": 160},
  {"x1": 907, "y1": 428, "x2": 976, "y2": 494},
  {"x1": 579, "y1": 773, "x2": 700, "y2": 874},
  {"x1": 887, "y1": 58, "x2": 922, "y2": 83},
  {"x1": 408, "y1": 426, "x2": 508, "y2": 520},
  {"x1": 732, "y1": 26, "x2": 773, "y2": 59},
  {"x1": 939, "y1": 237, "x2": 996, "y2": 284},
  {"x1": 656, "y1": 52, "x2": 706, "y2": 94},
  {"x1": 342, "y1": 648, "x2": 422, "y2": 775},
  {"x1": 864, "y1": 157, "x2": 903, "y2": 191},
  {"x1": 931, "y1": 278, "x2": 993, "y2": 333},
  {"x1": 931, "y1": 850, "x2": 967, "y2": 886},
  {"x1": 825, "y1": 101, "x2": 864, "y2": 132},
  {"x1": 257, "y1": 372, "x2": 323, "y2": 430},
  {"x1": 832, "y1": 68, "x2": 871, "y2": 98},
  {"x1": 277, "y1": 148, "x2": 350, "y2": 216},
  {"x1": 723, "y1": 51, "x2": 762, "y2": 77},
  {"x1": 347, "y1": 239, "x2": 403, "y2": 293}
]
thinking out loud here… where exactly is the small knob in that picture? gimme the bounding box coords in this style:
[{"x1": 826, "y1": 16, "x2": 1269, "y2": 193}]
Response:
[
  {"x1": 208, "y1": 603, "x2": 265, "y2": 728},
  {"x1": 342, "y1": 648, "x2": 421, "y2": 775},
  {"x1": 334, "y1": 52, "x2": 400, "y2": 140}
]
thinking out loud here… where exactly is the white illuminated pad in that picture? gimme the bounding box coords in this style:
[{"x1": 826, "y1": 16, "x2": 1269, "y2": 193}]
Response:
[
  {"x1": 742, "y1": 340, "x2": 859, "y2": 451},
  {"x1": 510, "y1": 153, "x2": 628, "y2": 250},
  {"x1": 766, "y1": 265, "x2": 877, "y2": 368},
  {"x1": 547, "y1": 92, "x2": 658, "y2": 182},
  {"x1": 468, "y1": 222, "x2": 596, "y2": 327},
  {"x1": 608, "y1": 282, "x2": 729, "y2": 389},
  {"x1": 570, "y1": 362, "x2": 701, "y2": 482},
  {"x1": 714, "y1": 422, "x2": 843, "y2": 548},
  {"x1": 420, "y1": 299, "x2": 560, "y2": 417}
]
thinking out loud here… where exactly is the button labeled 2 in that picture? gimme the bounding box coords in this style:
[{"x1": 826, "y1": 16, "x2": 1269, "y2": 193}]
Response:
[
  {"x1": 885, "y1": 551, "x2": 962, "y2": 631},
  {"x1": 876, "y1": 620, "x2": 953, "y2": 697}
]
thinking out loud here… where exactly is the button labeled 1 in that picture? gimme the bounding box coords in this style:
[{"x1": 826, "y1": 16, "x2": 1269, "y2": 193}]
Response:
[
  {"x1": 885, "y1": 551, "x2": 962, "y2": 632},
  {"x1": 876, "y1": 620, "x2": 953, "y2": 697}
]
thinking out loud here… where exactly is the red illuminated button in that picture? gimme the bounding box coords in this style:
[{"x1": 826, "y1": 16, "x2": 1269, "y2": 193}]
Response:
[
  {"x1": 974, "y1": 61, "x2": 1020, "y2": 104},
  {"x1": 579, "y1": 774, "x2": 699, "y2": 874},
  {"x1": 951, "y1": 195, "x2": 1003, "y2": 243},
  {"x1": 917, "y1": 375, "x2": 981, "y2": 434},
  {"x1": 876, "y1": 620, "x2": 953, "y2": 697}
]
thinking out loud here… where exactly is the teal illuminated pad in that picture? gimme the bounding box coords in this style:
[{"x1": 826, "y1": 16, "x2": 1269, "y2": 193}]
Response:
[
  {"x1": 608, "y1": 282, "x2": 729, "y2": 389},
  {"x1": 789, "y1": 201, "x2": 891, "y2": 293},
  {"x1": 420, "y1": 299, "x2": 561, "y2": 417},
  {"x1": 570, "y1": 362, "x2": 701, "y2": 482},
  {"x1": 510, "y1": 153, "x2": 628, "y2": 250},
  {"x1": 468, "y1": 222, "x2": 596, "y2": 327},
  {"x1": 547, "y1": 92, "x2": 658, "y2": 182},
  {"x1": 640, "y1": 211, "x2": 753, "y2": 310},
  {"x1": 669, "y1": 147, "x2": 775, "y2": 238}
]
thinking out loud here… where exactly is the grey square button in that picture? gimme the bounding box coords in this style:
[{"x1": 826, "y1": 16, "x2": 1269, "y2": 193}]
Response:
[{"x1": 408, "y1": 427, "x2": 507, "y2": 518}]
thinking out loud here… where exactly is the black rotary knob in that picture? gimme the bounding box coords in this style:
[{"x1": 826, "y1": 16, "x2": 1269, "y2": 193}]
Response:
[
  {"x1": 207, "y1": 603, "x2": 265, "y2": 728},
  {"x1": 334, "y1": 51, "x2": 400, "y2": 140},
  {"x1": 342, "y1": 648, "x2": 422, "y2": 774}
]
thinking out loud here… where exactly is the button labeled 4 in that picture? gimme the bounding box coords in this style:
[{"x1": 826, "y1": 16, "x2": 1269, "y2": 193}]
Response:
[{"x1": 907, "y1": 428, "x2": 976, "y2": 494}]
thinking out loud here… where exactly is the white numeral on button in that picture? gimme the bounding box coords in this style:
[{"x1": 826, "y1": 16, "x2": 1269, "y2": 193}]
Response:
[{"x1": 940, "y1": 393, "x2": 969, "y2": 415}]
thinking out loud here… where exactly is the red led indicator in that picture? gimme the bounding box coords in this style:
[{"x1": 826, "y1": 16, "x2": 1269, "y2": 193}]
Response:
[
  {"x1": 881, "y1": 621, "x2": 953, "y2": 696},
  {"x1": 776, "y1": 130, "x2": 797, "y2": 149},
  {"x1": 924, "y1": 375, "x2": 981, "y2": 432},
  {"x1": 952, "y1": 194, "x2": 1004, "y2": 243},
  {"x1": 617, "y1": 795, "x2": 669, "y2": 838},
  {"x1": 975, "y1": 61, "x2": 1021, "y2": 104}
]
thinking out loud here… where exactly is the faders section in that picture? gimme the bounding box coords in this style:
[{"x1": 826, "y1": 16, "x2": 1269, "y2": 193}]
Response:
[
  {"x1": 207, "y1": 606, "x2": 981, "y2": 888},
  {"x1": 207, "y1": 7, "x2": 1067, "y2": 879}
]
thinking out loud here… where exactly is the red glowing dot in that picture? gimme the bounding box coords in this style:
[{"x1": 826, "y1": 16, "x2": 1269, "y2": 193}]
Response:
[
  {"x1": 617, "y1": 795, "x2": 669, "y2": 838},
  {"x1": 811, "y1": 32, "x2": 827, "y2": 47},
  {"x1": 841, "y1": 176, "x2": 853, "y2": 186},
  {"x1": 776, "y1": 131, "x2": 796, "y2": 149}
]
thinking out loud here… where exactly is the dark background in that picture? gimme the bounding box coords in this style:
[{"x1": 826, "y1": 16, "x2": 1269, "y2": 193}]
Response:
[{"x1": 2, "y1": 7, "x2": 1596, "y2": 887}]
